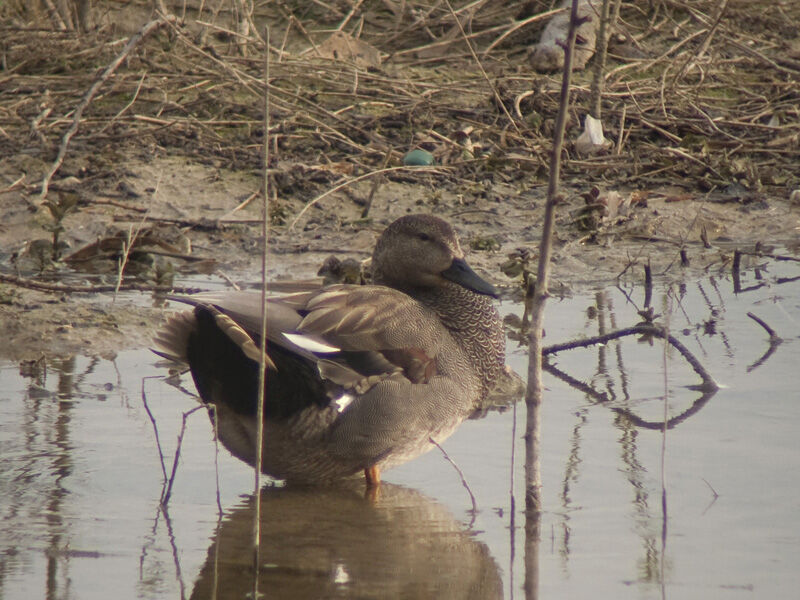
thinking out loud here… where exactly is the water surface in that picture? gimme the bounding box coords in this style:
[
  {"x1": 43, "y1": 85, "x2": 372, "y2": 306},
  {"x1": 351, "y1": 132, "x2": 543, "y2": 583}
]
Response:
[{"x1": 1, "y1": 263, "x2": 799, "y2": 599}]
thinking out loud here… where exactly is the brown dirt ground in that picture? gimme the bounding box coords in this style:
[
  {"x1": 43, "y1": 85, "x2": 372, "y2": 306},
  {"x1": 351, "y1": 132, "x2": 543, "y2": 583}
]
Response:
[{"x1": 0, "y1": 1, "x2": 798, "y2": 361}]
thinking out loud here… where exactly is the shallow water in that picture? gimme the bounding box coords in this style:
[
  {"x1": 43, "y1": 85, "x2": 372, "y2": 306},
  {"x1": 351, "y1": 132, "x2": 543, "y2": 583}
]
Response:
[{"x1": 2, "y1": 263, "x2": 799, "y2": 599}]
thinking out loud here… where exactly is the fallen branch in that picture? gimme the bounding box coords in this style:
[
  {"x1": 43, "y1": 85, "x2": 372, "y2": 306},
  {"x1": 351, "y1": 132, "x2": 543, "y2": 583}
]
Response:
[
  {"x1": 543, "y1": 323, "x2": 719, "y2": 392},
  {"x1": 0, "y1": 273, "x2": 203, "y2": 295}
]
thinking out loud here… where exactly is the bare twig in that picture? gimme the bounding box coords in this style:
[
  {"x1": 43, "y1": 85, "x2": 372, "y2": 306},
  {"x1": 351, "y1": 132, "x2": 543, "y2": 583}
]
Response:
[
  {"x1": 700, "y1": 477, "x2": 719, "y2": 499},
  {"x1": 42, "y1": 0, "x2": 69, "y2": 30},
  {"x1": 443, "y1": 0, "x2": 523, "y2": 138},
  {"x1": 429, "y1": 437, "x2": 478, "y2": 520},
  {"x1": 161, "y1": 405, "x2": 204, "y2": 506},
  {"x1": 484, "y1": 6, "x2": 563, "y2": 56},
  {"x1": 360, "y1": 151, "x2": 392, "y2": 218},
  {"x1": 543, "y1": 323, "x2": 719, "y2": 392},
  {"x1": 141, "y1": 376, "x2": 169, "y2": 481},
  {"x1": 669, "y1": 0, "x2": 729, "y2": 87},
  {"x1": 289, "y1": 165, "x2": 445, "y2": 230},
  {"x1": 113, "y1": 178, "x2": 156, "y2": 301},
  {"x1": 525, "y1": 0, "x2": 585, "y2": 514},
  {"x1": 589, "y1": 0, "x2": 613, "y2": 119},
  {"x1": 0, "y1": 174, "x2": 26, "y2": 195}
]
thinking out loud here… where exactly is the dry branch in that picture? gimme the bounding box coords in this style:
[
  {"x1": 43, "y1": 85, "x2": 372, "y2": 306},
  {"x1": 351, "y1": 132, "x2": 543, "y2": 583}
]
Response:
[
  {"x1": 543, "y1": 323, "x2": 719, "y2": 392},
  {"x1": 0, "y1": 273, "x2": 203, "y2": 295}
]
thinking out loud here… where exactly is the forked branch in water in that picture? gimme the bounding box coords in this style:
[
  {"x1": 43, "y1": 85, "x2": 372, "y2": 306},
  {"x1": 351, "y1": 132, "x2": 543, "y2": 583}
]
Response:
[{"x1": 543, "y1": 323, "x2": 719, "y2": 392}]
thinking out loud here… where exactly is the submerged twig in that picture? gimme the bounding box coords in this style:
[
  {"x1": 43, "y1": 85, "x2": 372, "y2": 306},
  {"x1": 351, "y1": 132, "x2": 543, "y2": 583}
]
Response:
[{"x1": 430, "y1": 437, "x2": 478, "y2": 520}]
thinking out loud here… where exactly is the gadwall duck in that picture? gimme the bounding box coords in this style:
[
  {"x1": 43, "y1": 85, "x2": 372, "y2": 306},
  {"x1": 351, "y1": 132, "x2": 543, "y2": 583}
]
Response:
[{"x1": 154, "y1": 214, "x2": 514, "y2": 486}]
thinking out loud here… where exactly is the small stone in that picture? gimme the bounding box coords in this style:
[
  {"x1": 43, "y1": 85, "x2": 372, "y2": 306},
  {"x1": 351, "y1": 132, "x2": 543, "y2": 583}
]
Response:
[
  {"x1": 403, "y1": 149, "x2": 434, "y2": 166},
  {"x1": 789, "y1": 189, "x2": 800, "y2": 205}
]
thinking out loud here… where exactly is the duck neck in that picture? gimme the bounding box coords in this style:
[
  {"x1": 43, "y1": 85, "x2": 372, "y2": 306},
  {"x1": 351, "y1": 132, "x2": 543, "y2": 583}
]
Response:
[{"x1": 416, "y1": 282, "x2": 505, "y2": 392}]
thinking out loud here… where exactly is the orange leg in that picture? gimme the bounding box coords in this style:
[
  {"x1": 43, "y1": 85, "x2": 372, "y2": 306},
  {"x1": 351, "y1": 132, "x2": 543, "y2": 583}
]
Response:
[{"x1": 364, "y1": 465, "x2": 381, "y2": 487}]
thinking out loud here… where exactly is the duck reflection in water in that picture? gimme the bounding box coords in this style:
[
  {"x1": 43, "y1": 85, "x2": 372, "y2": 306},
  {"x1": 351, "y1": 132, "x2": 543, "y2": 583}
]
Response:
[{"x1": 189, "y1": 483, "x2": 502, "y2": 600}]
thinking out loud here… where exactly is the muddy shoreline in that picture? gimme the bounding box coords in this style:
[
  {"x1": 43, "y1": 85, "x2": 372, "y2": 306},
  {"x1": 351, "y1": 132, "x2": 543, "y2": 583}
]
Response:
[
  {"x1": 1, "y1": 2, "x2": 798, "y2": 361},
  {"x1": 1, "y1": 157, "x2": 796, "y2": 362}
]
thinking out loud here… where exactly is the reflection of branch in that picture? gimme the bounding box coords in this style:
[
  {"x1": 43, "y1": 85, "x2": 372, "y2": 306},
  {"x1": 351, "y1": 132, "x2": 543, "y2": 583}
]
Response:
[
  {"x1": 747, "y1": 343, "x2": 781, "y2": 373},
  {"x1": 732, "y1": 250, "x2": 741, "y2": 293},
  {"x1": 738, "y1": 249, "x2": 800, "y2": 263},
  {"x1": 747, "y1": 312, "x2": 781, "y2": 342},
  {"x1": 544, "y1": 361, "x2": 608, "y2": 403},
  {"x1": 543, "y1": 361, "x2": 718, "y2": 430},
  {"x1": 160, "y1": 504, "x2": 188, "y2": 600},
  {"x1": 544, "y1": 324, "x2": 719, "y2": 392}
]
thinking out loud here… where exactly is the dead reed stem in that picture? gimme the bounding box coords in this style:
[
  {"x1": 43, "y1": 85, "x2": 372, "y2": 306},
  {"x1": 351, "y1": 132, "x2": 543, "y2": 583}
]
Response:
[
  {"x1": 251, "y1": 23, "x2": 271, "y2": 599},
  {"x1": 589, "y1": 0, "x2": 613, "y2": 119}
]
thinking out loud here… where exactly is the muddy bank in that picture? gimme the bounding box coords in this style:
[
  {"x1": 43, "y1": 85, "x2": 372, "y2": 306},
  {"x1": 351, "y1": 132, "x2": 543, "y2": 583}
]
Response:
[
  {"x1": 1, "y1": 152, "x2": 797, "y2": 361},
  {"x1": 1, "y1": 1, "x2": 798, "y2": 360}
]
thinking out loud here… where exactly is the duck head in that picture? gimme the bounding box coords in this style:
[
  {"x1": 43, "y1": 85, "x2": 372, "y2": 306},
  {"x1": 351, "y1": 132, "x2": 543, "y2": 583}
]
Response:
[{"x1": 371, "y1": 214, "x2": 498, "y2": 298}]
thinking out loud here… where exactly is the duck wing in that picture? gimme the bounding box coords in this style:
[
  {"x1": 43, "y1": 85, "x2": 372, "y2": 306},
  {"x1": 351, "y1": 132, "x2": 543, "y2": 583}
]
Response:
[
  {"x1": 154, "y1": 286, "x2": 450, "y2": 420},
  {"x1": 287, "y1": 285, "x2": 448, "y2": 386}
]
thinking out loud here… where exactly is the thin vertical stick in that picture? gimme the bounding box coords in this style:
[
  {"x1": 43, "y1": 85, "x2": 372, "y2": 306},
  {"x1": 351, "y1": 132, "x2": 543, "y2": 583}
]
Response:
[
  {"x1": 589, "y1": 0, "x2": 612, "y2": 120},
  {"x1": 525, "y1": 0, "x2": 583, "y2": 513},
  {"x1": 443, "y1": 0, "x2": 522, "y2": 137},
  {"x1": 524, "y1": 4, "x2": 583, "y2": 599},
  {"x1": 509, "y1": 400, "x2": 518, "y2": 597},
  {"x1": 659, "y1": 290, "x2": 672, "y2": 596},
  {"x1": 252, "y1": 24, "x2": 271, "y2": 599}
]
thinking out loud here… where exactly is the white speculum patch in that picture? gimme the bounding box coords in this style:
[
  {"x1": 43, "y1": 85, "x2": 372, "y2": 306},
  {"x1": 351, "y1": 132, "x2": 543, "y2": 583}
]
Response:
[
  {"x1": 282, "y1": 332, "x2": 340, "y2": 353},
  {"x1": 333, "y1": 393, "x2": 354, "y2": 413}
]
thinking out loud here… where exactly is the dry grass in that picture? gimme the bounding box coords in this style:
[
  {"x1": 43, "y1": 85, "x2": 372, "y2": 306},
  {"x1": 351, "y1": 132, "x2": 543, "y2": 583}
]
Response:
[{"x1": 1, "y1": 0, "x2": 798, "y2": 209}]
